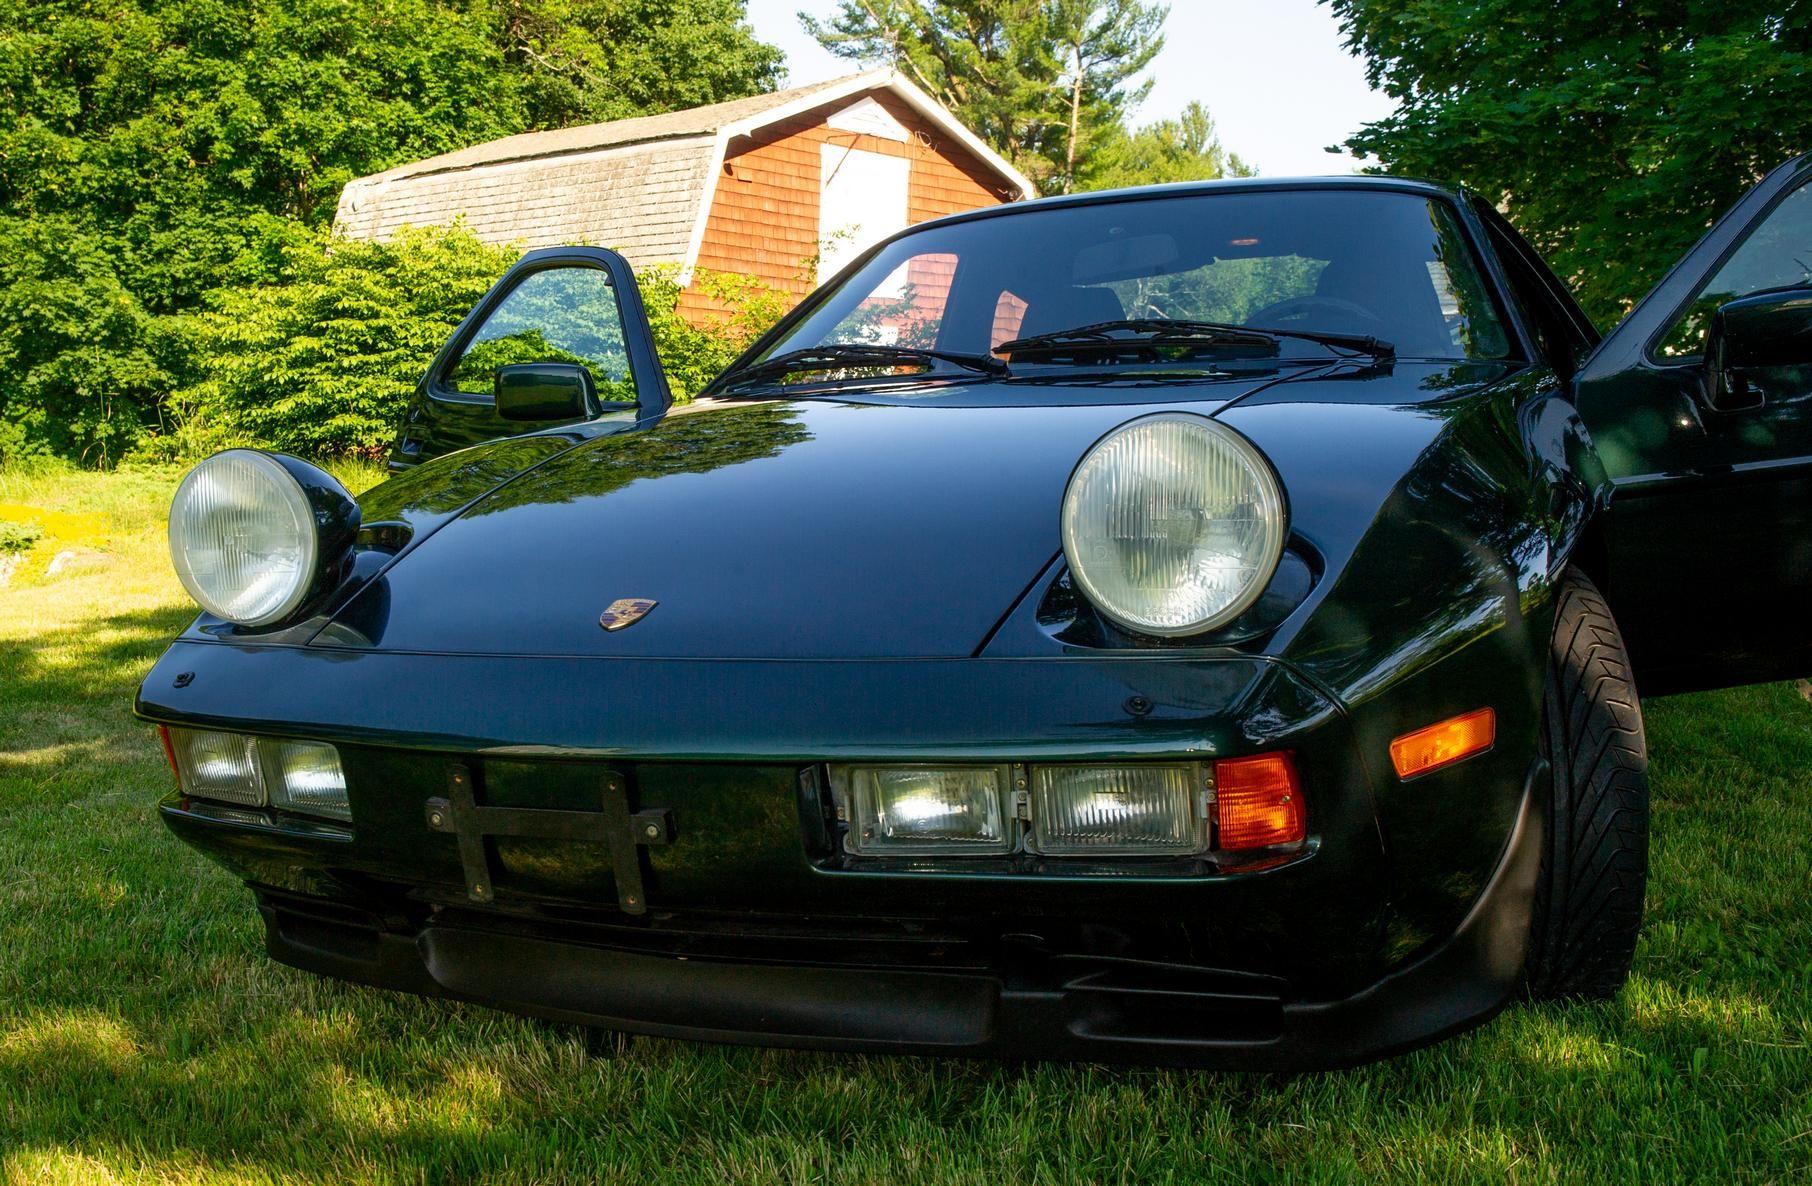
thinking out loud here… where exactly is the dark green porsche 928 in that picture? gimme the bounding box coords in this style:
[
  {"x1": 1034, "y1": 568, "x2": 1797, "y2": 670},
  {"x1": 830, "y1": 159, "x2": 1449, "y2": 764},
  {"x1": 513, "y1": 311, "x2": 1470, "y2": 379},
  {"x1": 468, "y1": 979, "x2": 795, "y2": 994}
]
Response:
[{"x1": 136, "y1": 156, "x2": 1812, "y2": 1069}]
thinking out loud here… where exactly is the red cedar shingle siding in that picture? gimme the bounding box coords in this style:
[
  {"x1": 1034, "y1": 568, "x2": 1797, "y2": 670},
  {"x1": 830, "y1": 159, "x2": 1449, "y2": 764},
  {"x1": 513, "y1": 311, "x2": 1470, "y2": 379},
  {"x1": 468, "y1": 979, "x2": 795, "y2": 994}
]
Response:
[{"x1": 679, "y1": 91, "x2": 1010, "y2": 322}]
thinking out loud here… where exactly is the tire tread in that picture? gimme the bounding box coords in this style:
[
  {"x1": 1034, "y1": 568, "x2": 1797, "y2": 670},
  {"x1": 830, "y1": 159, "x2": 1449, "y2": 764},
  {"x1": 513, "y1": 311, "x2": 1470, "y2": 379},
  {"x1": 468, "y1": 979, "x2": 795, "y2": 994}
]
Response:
[{"x1": 1525, "y1": 568, "x2": 1650, "y2": 1000}]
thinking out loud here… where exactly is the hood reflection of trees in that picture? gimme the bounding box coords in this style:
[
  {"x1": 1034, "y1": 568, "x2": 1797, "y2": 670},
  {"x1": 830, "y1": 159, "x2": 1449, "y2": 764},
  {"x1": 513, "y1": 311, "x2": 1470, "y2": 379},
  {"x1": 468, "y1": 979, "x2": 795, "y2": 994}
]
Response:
[
  {"x1": 356, "y1": 404, "x2": 812, "y2": 525},
  {"x1": 469, "y1": 403, "x2": 812, "y2": 516}
]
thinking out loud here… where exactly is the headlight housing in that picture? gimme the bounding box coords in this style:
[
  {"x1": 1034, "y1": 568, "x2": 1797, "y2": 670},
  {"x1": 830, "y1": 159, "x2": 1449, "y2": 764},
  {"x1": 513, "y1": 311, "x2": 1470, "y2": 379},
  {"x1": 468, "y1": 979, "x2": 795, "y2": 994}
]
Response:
[
  {"x1": 1060, "y1": 414, "x2": 1286, "y2": 637},
  {"x1": 162, "y1": 727, "x2": 352, "y2": 822},
  {"x1": 830, "y1": 765, "x2": 1013, "y2": 855},
  {"x1": 168, "y1": 450, "x2": 358, "y2": 627}
]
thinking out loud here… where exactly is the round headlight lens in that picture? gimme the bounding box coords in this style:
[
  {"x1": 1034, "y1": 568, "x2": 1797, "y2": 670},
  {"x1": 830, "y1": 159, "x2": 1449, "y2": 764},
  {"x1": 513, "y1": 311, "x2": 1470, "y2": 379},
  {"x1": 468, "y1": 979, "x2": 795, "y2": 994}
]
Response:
[
  {"x1": 169, "y1": 450, "x2": 319, "y2": 626},
  {"x1": 1061, "y1": 414, "x2": 1286, "y2": 636}
]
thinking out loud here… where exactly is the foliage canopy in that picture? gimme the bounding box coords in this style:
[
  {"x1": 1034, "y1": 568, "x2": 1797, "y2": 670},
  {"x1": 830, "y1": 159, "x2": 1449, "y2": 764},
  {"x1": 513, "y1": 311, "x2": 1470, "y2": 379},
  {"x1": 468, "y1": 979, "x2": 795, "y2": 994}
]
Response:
[
  {"x1": 1327, "y1": 0, "x2": 1812, "y2": 325},
  {"x1": 0, "y1": 0, "x2": 782, "y2": 463}
]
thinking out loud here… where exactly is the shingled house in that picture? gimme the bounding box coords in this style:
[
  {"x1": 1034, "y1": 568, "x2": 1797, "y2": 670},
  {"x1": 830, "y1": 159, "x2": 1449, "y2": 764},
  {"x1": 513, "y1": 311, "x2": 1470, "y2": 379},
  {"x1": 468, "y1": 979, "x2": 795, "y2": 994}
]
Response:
[{"x1": 333, "y1": 69, "x2": 1035, "y2": 321}]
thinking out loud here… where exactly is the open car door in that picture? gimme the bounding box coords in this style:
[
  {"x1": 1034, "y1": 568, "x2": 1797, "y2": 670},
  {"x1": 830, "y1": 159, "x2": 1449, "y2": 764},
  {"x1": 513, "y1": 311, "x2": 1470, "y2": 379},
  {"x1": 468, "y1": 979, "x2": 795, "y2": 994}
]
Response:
[
  {"x1": 1575, "y1": 153, "x2": 1812, "y2": 695},
  {"x1": 389, "y1": 246, "x2": 671, "y2": 469}
]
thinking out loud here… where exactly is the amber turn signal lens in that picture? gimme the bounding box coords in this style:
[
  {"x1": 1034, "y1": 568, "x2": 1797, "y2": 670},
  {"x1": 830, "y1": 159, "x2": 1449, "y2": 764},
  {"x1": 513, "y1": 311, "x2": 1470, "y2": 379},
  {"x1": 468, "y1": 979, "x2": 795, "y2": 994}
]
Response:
[
  {"x1": 156, "y1": 725, "x2": 179, "y2": 782},
  {"x1": 1214, "y1": 752, "x2": 1305, "y2": 851},
  {"x1": 1389, "y1": 708, "x2": 1496, "y2": 780}
]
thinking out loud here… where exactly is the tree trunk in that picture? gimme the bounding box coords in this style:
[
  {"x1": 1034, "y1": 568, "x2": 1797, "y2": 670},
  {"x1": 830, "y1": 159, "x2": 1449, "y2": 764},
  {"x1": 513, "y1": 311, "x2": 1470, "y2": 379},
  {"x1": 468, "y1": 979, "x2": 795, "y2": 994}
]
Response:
[{"x1": 1066, "y1": 44, "x2": 1083, "y2": 190}]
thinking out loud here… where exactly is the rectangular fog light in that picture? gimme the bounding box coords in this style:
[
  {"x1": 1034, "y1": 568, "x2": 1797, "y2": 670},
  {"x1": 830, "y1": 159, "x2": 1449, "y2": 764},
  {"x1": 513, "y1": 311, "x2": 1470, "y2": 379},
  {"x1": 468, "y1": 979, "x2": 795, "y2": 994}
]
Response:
[
  {"x1": 167, "y1": 727, "x2": 265, "y2": 807},
  {"x1": 1030, "y1": 765, "x2": 1203, "y2": 856},
  {"x1": 263, "y1": 739, "x2": 350, "y2": 822},
  {"x1": 836, "y1": 765, "x2": 1011, "y2": 855}
]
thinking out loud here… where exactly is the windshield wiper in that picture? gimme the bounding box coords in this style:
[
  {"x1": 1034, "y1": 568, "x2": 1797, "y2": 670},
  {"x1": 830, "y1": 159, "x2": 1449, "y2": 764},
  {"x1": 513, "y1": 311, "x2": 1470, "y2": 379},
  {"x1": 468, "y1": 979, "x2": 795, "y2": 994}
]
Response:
[
  {"x1": 997, "y1": 318, "x2": 1395, "y2": 362},
  {"x1": 714, "y1": 344, "x2": 1008, "y2": 392}
]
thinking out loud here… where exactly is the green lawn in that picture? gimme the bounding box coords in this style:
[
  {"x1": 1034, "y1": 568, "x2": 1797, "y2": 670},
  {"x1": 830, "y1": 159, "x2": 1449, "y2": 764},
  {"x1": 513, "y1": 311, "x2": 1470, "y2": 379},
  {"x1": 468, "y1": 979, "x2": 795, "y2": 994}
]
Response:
[{"x1": 2, "y1": 465, "x2": 1808, "y2": 1185}]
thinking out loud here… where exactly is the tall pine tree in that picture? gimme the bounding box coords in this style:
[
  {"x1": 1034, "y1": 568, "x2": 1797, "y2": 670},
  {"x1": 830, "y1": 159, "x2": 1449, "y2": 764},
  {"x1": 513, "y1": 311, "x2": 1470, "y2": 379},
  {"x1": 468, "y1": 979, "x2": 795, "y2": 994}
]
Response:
[{"x1": 804, "y1": 0, "x2": 1169, "y2": 192}]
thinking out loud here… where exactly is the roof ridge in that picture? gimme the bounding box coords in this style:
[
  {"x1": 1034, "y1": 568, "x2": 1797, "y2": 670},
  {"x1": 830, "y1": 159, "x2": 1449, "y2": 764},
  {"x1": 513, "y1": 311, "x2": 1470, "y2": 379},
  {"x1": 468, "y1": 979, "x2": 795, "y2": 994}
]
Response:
[{"x1": 355, "y1": 69, "x2": 896, "y2": 186}]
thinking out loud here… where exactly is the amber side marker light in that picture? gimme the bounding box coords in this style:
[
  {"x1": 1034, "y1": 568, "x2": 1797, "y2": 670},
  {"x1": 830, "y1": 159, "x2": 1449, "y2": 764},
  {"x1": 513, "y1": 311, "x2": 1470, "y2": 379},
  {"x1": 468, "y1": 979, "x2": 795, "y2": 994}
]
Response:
[
  {"x1": 1389, "y1": 708, "x2": 1496, "y2": 780},
  {"x1": 1215, "y1": 752, "x2": 1305, "y2": 850},
  {"x1": 156, "y1": 725, "x2": 180, "y2": 784}
]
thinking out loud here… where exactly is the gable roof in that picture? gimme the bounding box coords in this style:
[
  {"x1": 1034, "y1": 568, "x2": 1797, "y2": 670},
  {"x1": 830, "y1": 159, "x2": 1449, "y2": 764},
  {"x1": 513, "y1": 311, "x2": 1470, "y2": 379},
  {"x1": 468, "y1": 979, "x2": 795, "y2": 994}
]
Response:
[
  {"x1": 358, "y1": 75, "x2": 865, "y2": 185},
  {"x1": 333, "y1": 70, "x2": 1035, "y2": 279}
]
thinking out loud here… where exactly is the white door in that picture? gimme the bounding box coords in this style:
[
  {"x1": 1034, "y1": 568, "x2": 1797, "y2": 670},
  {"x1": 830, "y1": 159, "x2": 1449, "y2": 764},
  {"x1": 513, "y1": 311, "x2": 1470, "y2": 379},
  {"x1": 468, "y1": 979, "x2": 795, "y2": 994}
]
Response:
[{"x1": 819, "y1": 145, "x2": 911, "y2": 288}]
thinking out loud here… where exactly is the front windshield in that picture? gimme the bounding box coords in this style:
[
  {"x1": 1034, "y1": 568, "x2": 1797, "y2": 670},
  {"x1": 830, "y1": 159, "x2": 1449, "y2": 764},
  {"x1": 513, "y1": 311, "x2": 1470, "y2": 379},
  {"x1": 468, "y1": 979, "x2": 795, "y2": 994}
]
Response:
[{"x1": 759, "y1": 188, "x2": 1513, "y2": 372}]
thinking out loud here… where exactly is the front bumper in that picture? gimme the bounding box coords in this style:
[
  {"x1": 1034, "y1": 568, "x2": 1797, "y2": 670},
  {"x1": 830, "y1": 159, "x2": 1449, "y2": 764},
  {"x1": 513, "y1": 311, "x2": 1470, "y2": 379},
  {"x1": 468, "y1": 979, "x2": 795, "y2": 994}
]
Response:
[
  {"x1": 244, "y1": 777, "x2": 1539, "y2": 1070},
  {"x1": 140, "y1": 639, "x2": 1543, "y2": 1068}
]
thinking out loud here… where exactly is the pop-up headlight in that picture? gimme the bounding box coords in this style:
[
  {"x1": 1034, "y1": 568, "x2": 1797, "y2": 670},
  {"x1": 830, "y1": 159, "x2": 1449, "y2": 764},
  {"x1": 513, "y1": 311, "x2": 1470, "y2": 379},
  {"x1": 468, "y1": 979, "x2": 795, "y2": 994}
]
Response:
[
  {"x1": 167, "y1": 449, "x2": 359, "y2": 628},
  {"x1": 1061, "y1": 414, "x2": 1287, "y2": 637}
]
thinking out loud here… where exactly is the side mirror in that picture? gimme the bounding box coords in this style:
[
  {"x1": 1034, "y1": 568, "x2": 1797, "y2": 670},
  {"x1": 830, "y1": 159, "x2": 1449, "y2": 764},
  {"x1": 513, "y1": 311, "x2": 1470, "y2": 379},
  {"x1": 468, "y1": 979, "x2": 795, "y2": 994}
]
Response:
[
  {"x1": 1703, "y1": 286, "x2": 1812, "y2": 412},
  {"x1": 494, "y1": 362, "x2": 599, "y2": 422}
]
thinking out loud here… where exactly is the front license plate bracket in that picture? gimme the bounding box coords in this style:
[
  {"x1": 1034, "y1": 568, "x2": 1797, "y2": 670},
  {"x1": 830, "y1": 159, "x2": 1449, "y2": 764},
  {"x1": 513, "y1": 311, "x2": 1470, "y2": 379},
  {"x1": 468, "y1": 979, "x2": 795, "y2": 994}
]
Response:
[{"x1": 426, "y1": 763, "x2": 673, "y2": 914}]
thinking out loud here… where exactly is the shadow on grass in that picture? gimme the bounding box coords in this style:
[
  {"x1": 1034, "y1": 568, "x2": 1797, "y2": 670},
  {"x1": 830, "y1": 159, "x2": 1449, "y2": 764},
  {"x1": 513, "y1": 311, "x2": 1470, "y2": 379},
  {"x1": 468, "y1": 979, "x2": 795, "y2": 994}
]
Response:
[
  {"x1": 0, "y1": 603, "x2": 197, "y2": 792},
  {"x1": 0, "y1": 602, "x2": 196, "y2": 700}
]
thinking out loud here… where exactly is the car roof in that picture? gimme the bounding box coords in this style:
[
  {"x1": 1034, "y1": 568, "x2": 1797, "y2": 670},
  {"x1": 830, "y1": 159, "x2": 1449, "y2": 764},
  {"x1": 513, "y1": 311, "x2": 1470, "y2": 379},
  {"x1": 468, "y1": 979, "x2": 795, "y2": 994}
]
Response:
[{"x1": 912, "y1": 174, "x2": 1465, "y2": 235}]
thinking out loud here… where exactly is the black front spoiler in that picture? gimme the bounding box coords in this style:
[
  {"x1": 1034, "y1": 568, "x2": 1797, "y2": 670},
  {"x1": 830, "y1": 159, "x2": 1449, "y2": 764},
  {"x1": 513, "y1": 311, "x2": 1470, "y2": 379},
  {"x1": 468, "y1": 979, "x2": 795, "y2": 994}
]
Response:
[{"x1": 257, "y1": 773, "x2": 1544, "y2": 1071}]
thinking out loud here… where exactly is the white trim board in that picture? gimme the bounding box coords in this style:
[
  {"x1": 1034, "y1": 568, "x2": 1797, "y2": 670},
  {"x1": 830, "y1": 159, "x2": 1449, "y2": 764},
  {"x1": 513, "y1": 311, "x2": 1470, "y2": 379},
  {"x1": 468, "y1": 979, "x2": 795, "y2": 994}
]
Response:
[{"x1": 675, "y1": 68, "x2": 1035, "y2": 285}]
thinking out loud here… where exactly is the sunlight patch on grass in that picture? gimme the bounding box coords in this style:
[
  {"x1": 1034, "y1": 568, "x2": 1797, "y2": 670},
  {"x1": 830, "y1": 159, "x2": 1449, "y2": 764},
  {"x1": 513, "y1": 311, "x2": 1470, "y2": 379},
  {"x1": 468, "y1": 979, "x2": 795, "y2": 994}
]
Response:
[
  {"x1": 319, "y1": 1067, "x2": 411, "y2": 1142},
  {"x1": 2, "y1": 1147, "x2": 128, "y2": 1186},
  {"x1": 0, "y1": 502, "x2": 107, "y2": 542},
  {"x1": 1621, "y1": 975, "x2": 1790, "y2": 1042},
  {"x1": 1494, "y1": 1012, "x2": 1641, "y2": 1073},
  {"x1": 1363, "y1": 1124, "x2": 1534, "y2": 1180},
  {"x1": 0, "y1": 1009, "x2": 142, "y2": 1071},
  {"x1": 0, "y1": 738, "x2": 118, "y2": 773},
  {"x1": 421, "y1": 1061, "x2": 513, "y2": 1133}
]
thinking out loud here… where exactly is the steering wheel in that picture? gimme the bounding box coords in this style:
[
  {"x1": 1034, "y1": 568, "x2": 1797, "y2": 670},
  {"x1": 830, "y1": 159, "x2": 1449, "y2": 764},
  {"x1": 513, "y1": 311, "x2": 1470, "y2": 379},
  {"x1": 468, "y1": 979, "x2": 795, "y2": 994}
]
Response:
[{"x1": 1247, "y1": 295, "x2": 1391, "y2": 335}]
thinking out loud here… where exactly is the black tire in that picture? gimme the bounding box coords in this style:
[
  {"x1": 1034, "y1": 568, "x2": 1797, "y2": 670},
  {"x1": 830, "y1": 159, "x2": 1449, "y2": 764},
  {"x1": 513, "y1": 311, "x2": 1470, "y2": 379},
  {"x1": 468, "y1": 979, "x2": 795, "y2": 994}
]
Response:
[{"x1": 1524, "y1": 567, "x2": 1650, "y2": 1000}]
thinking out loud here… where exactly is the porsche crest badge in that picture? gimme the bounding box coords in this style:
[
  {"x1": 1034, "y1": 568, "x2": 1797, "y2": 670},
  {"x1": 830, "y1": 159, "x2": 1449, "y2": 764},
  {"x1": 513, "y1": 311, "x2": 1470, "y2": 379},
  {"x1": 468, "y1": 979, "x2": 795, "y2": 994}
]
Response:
[{"x1": 599, "y1": 598, "x2": 658, "y2": 631}]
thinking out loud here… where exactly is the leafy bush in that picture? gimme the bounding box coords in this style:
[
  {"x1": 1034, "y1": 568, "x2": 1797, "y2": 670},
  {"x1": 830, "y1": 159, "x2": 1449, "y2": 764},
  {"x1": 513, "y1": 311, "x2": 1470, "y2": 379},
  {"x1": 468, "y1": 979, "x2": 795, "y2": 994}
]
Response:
[
  {"x1": 162, "y1": 226, "x2": 787, "y2": 460},
  {"x1": 1327, "y1": 0, "x2": 1812, "y2": 325},
  {"x1": 0, "y1": 217, "x2": 179, "y2": 467},
  {"x1": 641, "y1": 266, "x2": 790, "y2": 399},
  {"x1": 167, "y1": 224, "x2": 516, "y2": 459},
  {"x1": 0, "y1": 520, "x2": 43, "y2": 555}
]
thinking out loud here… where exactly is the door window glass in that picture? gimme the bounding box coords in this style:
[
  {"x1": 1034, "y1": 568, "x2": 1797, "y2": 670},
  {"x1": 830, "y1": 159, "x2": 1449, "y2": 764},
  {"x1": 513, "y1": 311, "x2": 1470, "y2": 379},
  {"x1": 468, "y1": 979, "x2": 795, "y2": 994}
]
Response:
[
  {"x1": 1659, "y1": 182, "x2": 1812, "y2": 357},
  {"x1": 448, "y1": 267, "x2": 636, "y2": 401}
]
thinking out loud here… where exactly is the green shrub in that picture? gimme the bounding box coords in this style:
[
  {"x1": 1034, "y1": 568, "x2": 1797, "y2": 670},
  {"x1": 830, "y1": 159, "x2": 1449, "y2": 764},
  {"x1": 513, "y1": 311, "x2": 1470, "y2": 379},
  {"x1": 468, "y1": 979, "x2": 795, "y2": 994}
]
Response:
[
  {"x1": 166, "y1": 224, "x2": 516, "y2": 460},
  {"x1": 0, "y1": 216, "x2": 177, "y2": 467},
  {"x1": 160, "y1": 227, "x2": 787, "y2": 461},
  {"x1": 641, "y1": 266, "x2": 790, "y2": 399},
  {"x1": 0, "y1": 520, "x2": 43, "y2": 555}
]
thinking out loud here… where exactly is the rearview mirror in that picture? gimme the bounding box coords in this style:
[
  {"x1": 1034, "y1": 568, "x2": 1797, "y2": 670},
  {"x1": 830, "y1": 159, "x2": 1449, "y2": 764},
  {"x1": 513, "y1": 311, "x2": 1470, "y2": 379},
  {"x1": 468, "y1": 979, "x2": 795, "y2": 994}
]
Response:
[
  {"x1": 1072, "y1": 233, "x2": 1180, "y2": 284},
  {"x1": 494, "y1": 363, "x2": 599, "y2": 422},
  {"x1": 1703, "y1": 286, "x2": 1812, "y2": 412}
]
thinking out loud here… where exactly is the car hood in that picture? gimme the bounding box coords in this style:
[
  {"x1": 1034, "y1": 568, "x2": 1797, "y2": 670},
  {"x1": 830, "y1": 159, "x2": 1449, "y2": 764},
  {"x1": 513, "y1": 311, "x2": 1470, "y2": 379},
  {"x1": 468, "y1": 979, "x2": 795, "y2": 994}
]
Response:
[{"x1": 319, "y1": 363, "x2": 1514, "y2": 659}]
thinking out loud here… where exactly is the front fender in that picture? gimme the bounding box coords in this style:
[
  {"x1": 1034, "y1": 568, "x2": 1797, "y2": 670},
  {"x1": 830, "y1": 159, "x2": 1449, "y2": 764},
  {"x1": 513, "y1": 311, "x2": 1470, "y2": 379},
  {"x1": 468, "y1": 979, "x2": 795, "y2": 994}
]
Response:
[{"x1": 1227, "y1": 369, "x2": 1568, "y2": 947}]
